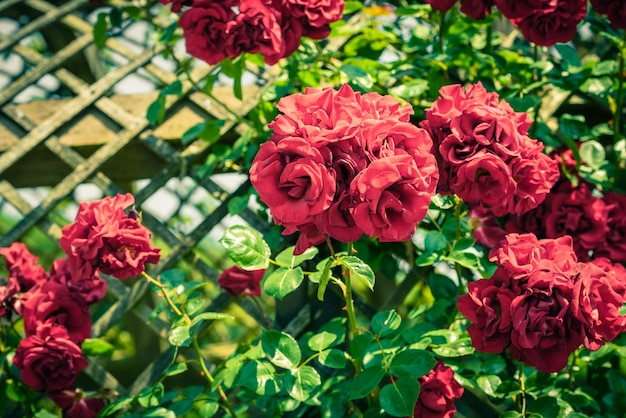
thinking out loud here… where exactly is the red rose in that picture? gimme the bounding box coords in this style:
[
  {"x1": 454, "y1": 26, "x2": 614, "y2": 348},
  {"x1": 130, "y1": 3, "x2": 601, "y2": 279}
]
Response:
[
  {"x1": 457, "y1": 269, "x2": 516, "y2": 353},
  {"x1": 460, "y1": 0, "x2": 493, "y2": 20},
  {"x1": 350, "y1": 154, "x2": 436, "y2": 242},
  {"x1": 250, "y1": 138, "x2": 336, "y2": 228},
  {"x1": 225, "y1": 0, "x2": 285, "y2": 65},
  {"x1": 49, "y1": 258, "x2": 107, "y2": 305},
  {"x1": 179, "y1": 2, "x2": 235, "y2": 65},
  {"x1": 60, "y1": 193, "x2": 160, "y2": 280},
  {"x1": 425, "y1": 0, "x2": 457, "y2": 13},
  {"x1": 358, "y1": 91, "x2": 414, "y2": 123},
  {"x1": 279, "y1": 0, "x2": 344, "y2": 38},
  {"x1": 13, "y1": 324, "x2": 88, "y2": 392},
  {"x1": 0, "y1": 242, "x2": 46, "y2": 291},
  {"x1": 591, "y1": 0, "x2": 626, "y2": 30},
  {"x1": 509, "y1": 153, "x2": 559, "y2": 215},
  {"x1": 451, "y1": 154, "x2": 516, "y2": 217},
  {"x1": 469, "y1": 209, "x2": 506, "y2": 248},
  {"x1": 49, "y1": 389, "x2": 105, "y2": 418},
  {"x1": 572, "y1": 261, "x2": 626, "y2": 351},
  {"x1": 543, "y1": 183, "x2": 608, "y2": 261},
  {"x1": 21, "y1": 281, "x2": 92, "y2": 343},
  {"x1": 218, "y1": 266, "x2": 264, "y2": 296},
  {"x1": 413, "y1": 360, "x2": 464, "y2": 418},
  {"x1": 596, "y1": 192, "x2": 626, "y2": 263},
  {"x1": 504, "y1": 0, "x2": 587, "y2": 46},
  {"x1": 494, "y1": 0, "x2": 545, "y2": 19},
  {"x1": 0, "y1": 276, "x2": 19, "y2": 317},
  {"x1": 508, "y1": 269, "x2": 582, "y2": 373}
]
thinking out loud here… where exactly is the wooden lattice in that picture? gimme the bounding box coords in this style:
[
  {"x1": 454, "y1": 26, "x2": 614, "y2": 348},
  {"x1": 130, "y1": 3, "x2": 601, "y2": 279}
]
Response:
[{"x1": 0, "y1": 0, "x2": 388, "y2": 402}]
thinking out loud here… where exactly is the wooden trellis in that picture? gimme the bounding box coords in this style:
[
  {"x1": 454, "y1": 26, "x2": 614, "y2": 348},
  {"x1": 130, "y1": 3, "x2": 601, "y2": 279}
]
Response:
[{"x1": 0, "y1": 0, "x2": 426, "y2": 410}]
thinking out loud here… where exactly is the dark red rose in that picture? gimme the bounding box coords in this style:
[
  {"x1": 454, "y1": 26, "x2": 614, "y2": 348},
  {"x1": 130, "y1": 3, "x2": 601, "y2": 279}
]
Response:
[
  {"x1": 218, "y1": 266, "x2": 264, "y2": 296},
  {"x1": 60, "y1": 193, "x2": 160, "y2": 280},
  {"x1": 225, "y1": 0, "x2": 285, "y2": 65},
  {"x1": 506, "y1": 0, "x2": 587, "y2": 46},
  {"x1": 508, "y1": 268, "x2": 582, "y2": 373},
  {"x1": 469, "y1": 209, "x2": 507, "y2": 248},
  {"x1": 425, "y1": 0, "x2": 457, "y2": 13},
  {"x1": 350, "y1": 154, "x2": 436, "y2": 242},
  {"x1": 0, "y1": 242, "x2": 46, "y2": 291},
  {"x1": 509, "y1": 153, "x2": 559, "y2": 215},
  {"x1": 0, "y1": 275, "x2": 19, "y2": 317},
  {"x1": 572, "y1": 261, "x2": 626, "y2": 351},
  {"x1": 591, "y1": 0, "x2": 626, "y2": 30},
  {"x1": 13, "y1": 324, "x2": 88, "y2": 392},
  {"x1": 279, "y1": 0, "x2": 344, "y2": 38},
  {"x1": 49, "y1": 389, "x2": 105, "y2": 418},
  {"x1": 413, "y1": 359, "x2": 464, "y2": 418},
  {"x1": 451, "y1": 154, "x2": 516, "y2": 217},
  {"x1": 543, "y1": 183, "x2": 608, "y2": 261},
  {"x1": 250, "y1": 137, "x2": 336, "y2": 229},
  {"x1": 596, "y1": 192, "x2": 626, "y2": 263},
  {"x1": 460, "y1": 0, "x2": 493, "y2": 20},
  {"x1": 494, "y1": 0, "x2": 546, "y2": 19},
  {"x1": 49, "y1": 258, "x2": 107, "y2": 305},
  {"x1": 21, "y1": 281, "x2": 92, "y2": 343},
  {"x1": 179, "y1": 2, "x2": 235, "y2": 65},
  {"x1": 457, "y1": 269, "x2": 516, "y2": 353}
]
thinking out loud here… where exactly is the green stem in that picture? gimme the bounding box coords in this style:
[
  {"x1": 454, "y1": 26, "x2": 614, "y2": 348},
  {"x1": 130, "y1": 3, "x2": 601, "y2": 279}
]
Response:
[
  {"x1": 615, "y1": 31, "x2": 626, "y2": 143},
  {"x1": 519, "y1": 363, "x2": 527, "y2": 417},
  {"x1": 192, "y1": 337, "x2": 237, "y2": 418},
  {"x1": 439, "y1": 11, "x2": 447, "y2": 54},
  {"x1": 143, "y1": 272, "x2": 191, "y2": 325},
  {"x1": 343, "y1": 243, "x2": 358, "y2": 341}
]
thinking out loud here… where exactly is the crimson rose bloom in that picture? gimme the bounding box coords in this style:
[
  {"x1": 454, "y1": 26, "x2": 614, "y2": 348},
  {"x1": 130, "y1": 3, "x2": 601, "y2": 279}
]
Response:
[
  {"x1": 279, "y1": 0, "x2": 344, "y2": 38},
  {"x1": 591, "y1": 0, "x2": 626, "y2": 29},
  {"x1": 0, "y1": 276, "x2": 19, "y2": 317},
  {"x1": 21, "y1": 281, "x2": 92, "y2": 344},
  {"x1": 49, "y1": 258, "x2": 107, "y2": 305},
  {"x1": 49, "y1": 389, "x2": 105, "y2": 418},
  {"x1": 413, "y1": 360, "x2": 464, "y2": 418},
  {"x1": 179, "y1": 2, "x2": 234, "y2": 65},
  {"x1": 13, "y1": 324, "x2": 88, "y2": 392},
  {"x1": 496, "y1": 0, "x2": 587, "y2": 46},
  {"x1": 225, "y1": 0, "x2": 285, "y2": 65},
  {"x1": 460, "y1": 0, "x2": 492, "y2": 20},
  {"x1": 0, "y1": 242, "x2": 46, "y2": 291},
  {"x1": 218, "y1": 266, "x2": 264, "y2": 296},
  {"x1": 60, "y1": 193, "x2": 160, "y2": 280},
  {"x1": 596, "y1": 192, "x2": 626, "y2": 263}
]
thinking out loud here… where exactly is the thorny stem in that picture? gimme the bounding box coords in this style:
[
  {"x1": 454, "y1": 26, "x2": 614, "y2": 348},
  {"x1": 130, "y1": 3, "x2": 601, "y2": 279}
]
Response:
[
  {"x1": 519, "y1": 363, "x2": 527, "y2": 417},
  {"x1": 250, "y1": 296, "x2": 274, "y2": 329},
  {"x1": 615, "y1": 31, "x2": 626, "y2": 143},
  {"x1": 343, "y1": 242, "x2": 359, "y2": 346},
  {"x1": 143, "y1": 272, "x2": 236, "y2": 417}
]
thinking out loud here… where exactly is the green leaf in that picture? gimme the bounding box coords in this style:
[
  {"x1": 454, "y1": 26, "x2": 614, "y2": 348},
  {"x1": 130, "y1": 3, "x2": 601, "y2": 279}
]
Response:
[
  {"x1": 142, "y1": 408, "x2": 176, "y2": 418},
  {"x1": 146, "y1": 95, "x2": 166, "y2": 125},
  {"x1": 161, "y1": 80, "x2": 182, "y2": 96},
  {"x1": 93, "y1": 13, "x2": 108, "y2": 49},
  {"x1": 446, "y1": 251, "x2": 481, "y2": 270},
  {"x1": 263, "y1": 267, "x2": 304, "y2": 299},
  {"x1": 169, "y1": 325, "x2": 191, "y2": 347},
  {"x1": 227, "y1": 195, "x2": 250, "y2": 215},
  {"x1": 164, "y1": 362, "x2": 187, "y2": 377},
  {"x1": 159, "y1": 269, "x2": 186, "y2": 290},
  {"x1": 415, "y1": 252, "x2": 438, "y2": 266},
  {"x1": 181, "y1": 122, "x2": 207, "y2": 145},
  {"x1": 431, "y1": 337, "x2": 475, "y2": 357},
  {"x1": 350, "y1": 333, "x2": 375, "y2": 360},
  {"x1": 314, "y1": 258, "x2": 333, "y2": 301},
  {"x1": 592, "y1": 60, "x2": 618, "y2": 76},
  {"x1": 579, "y1": 140, "x2": 606, "y2": 168},
  {"x1": 109, "y1": 7, "x2": 123, "y2": 27},
  {"x1": 191, "y1": 312, "x2": 233, "y2": 327},
  {"x1": 344, "y1": 0, "x2": 363, "y2": 14},
  {"x1": 261, "y1": 330, "x2": 302, "y2": 369},
  {"x1": 379, "y1": 378, "x2": 420, "y2": 417},
  {"x1": 285, "y1": 366, "x2": 321, "y2": 402},
  {"x1": 308, "y1": 331, "x2": 339, "y2": 351},
  {"x1": 349, "y1": 366, "x2": 385, "y2": 400},
  {"x1": 239, "y1": 361, "x2": 281, "y2": 395},
  {"x1": 425, "y1": 230, "x2": 448, "y2": 252},
  {"x1": 81, "y1": 338, "x2": 115, "y2": 357},
  {"x1": 555, "y1": 44, "x2": 581, "y2": 70},
  {"x1": 219, "y1": 225, "x2": 270, "y2": 270},
  {"x1": 477, "y1": 375, "x2": 502, "y2": 397},
  {"x1": 137, "y1": 383, "x2": 164, "y2": 408},
  {"x1": 389, "y1": 349, "x2": 436, "y2": 379},
  {"x1": 99, "y1": 396, "x2": 133, "y2": 417},
  {"x1": 494, "y1": 380, "x2": 522, "y2": 398},
  {"x1": 198, "y1": 402, "x2": 219, "y2": 417},
  {"x1": 337, "y1": 255, "x2": 375, "y2": 291},
  {"x1": 371, "y1": 310, "x2": 402, "y2": 337},
  {"x1": 340, "y1": 64, "x2": 373, "y2": 89},
  {"x1": 170, "y1": 400, "x2": 194, "y2": 416},
  {"x1": 318, "y1": 349, "x2": 347, "y2": 369},
  {"x1": 276, "y1": 245, "x2": 319, "y2": 268},
  {"x1": 198, "y1": 119, "x2": 225, "y2": 144},
  {"x1": 580, "y1": 77, "x2": 613, "y2": 96},
  {"x1": 34, "y1": 411, "x2": 58, "y2": 418}
]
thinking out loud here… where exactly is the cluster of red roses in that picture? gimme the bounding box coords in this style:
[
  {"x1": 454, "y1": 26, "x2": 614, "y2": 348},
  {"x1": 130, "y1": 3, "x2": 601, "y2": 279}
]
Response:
[
  {"x1": 250, "y1": 84, "x2": 439, "y2": 253},
  {"x1": 458, "y1": 233, "x2": 626, "y2": 373},
  {"x1": 412, "y1": 360, "x2": 464, "y2": 418},
  {"x1": 162, "y1": 0, "x2": 344, "y2": 66},
  {"x1": 427, "y1": 0, "x2": 625, "y2": 46},
  {"x1": 421, "y1": 82, "x2": 559, "y2": 217},
  {"x1": 0, "y1": 194, "x2": 160, "y2": 417},
  {"x1": 474, "y1": 149, "x2": 626, "y2": 264}
]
